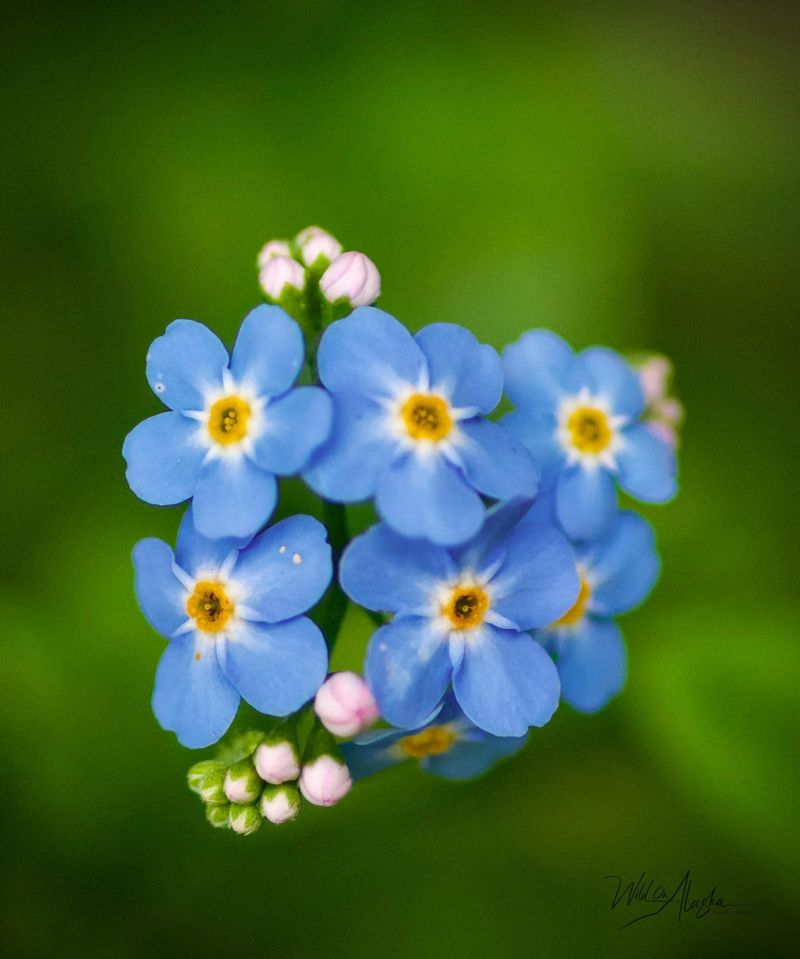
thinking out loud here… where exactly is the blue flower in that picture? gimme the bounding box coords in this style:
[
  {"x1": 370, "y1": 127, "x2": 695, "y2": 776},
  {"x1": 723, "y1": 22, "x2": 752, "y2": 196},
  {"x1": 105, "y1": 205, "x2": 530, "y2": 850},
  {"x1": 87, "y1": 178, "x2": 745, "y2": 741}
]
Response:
[
  {"x1": 524, "y1": 497, "x2": 660, "y2": 712},
  {"x1": 303, "y1": 308, "x2": 539, "y2": 546},
  {"x1": 123, "y1": 306, "x2": 332, "y2": 541},
  {"x1": 133, "y1": 507, "x2": 332, "y2": 748},
  {"x1": 339, "y1": 501, "x2": 578, "y2": 737},
  {"x1": 502, "y1": 330, "x2": 677, "y2": 541},
  {"x1": 341, "y1": 694, "x2": 526, "y2": 781}
]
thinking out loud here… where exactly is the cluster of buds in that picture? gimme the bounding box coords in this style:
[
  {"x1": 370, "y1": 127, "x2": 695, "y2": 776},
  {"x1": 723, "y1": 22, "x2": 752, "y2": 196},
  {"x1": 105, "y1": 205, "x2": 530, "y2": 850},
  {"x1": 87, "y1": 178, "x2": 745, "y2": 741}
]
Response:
[
  {"x1": 187, "y1": 718, "x2": 353, "y2": 836},
  {"x1": 257, "y1": 226, "x2": 381, "y2": 327},
  {"x1": 637, "y1": 354, "x2": 685, "y2": 449}
]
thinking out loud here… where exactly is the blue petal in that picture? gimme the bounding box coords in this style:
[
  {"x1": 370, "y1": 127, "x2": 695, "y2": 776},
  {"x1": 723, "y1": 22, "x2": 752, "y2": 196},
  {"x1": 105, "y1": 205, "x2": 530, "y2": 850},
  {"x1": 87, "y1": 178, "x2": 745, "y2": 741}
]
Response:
[
  {"x1": 230, "y1": 305, "x2": 304, "y2": 396},
  {"x1": 521, "y1": 490, "x2": 557, "y2": 526},
  {"x1": 579, "y1": 347, "x2": 644, "y2": 419},
  {"x1": 375, "y1": 452, "x2": 485, "y2": 547},
  {"x1": 414, "y1": 323, "x2": 502, "y2": 413},
  {"x1": 490, "y1": 522, "x2": 580, "y2": 630},
  {"x1": 500, "y1": 409, "x2": 563, "y2": 488},
  {"x1": 553, "y1": 617, "x2": 626, "y2": 713},
  {"x1": 303, "y1": 392, "x2": 397, "y2": 501},
  {"x1": 422, "y1": 734, "x2": 526, "y2": 781},
  {"x1": 456, "y1": 419, "x2": 539, "y2": 500},
  {"x1": 192, "y1": 455, "x2": 277, "y2": 540},
  {"x1": 219, "y1": 617, "x2": 328, "y2": 716},
  {"x1": 254, "y1": 386, "x2": 333, "y2": 475},
  {"x1": 365, "y1": 616, "x2": 452, "y2": 728},
  {"x1": 123, "y1": 412, "x2": 205, "y2": 505},
  {"x1": 146, "y1": 319, "x2": 228, "y2": 412},
  {"x1": 175, "y1": 506, "x2": 250, "y2": 578},
  {"x1": 503, "y1": 330, "x2": 580, "y2": 410},
  {"x1": 452, "y1": 626, "x2": 561, "y2": 736},
  {"x1": 152, "y1": 635, "x2": 239, "y2": 748},
  {"x1": 616, "y1": 423, "x2": 678, "y2": 503},
  {"x1": 232, "y1": 515, "x2": 332, "y2": 622},
  {"x1": 452, "y1": 497, "x2": 535, "y2": 573},
  {"x1": 340, "y1": 523, "x2": 452, "y2": 614},
  {"x1": 555, "y1": 464, "x2": 617, "y2": 541},
  {"x1": 583, "y1": 511, "x2": 660, "y2": 616},
  {"x1": 317, "y1": 307, "x2": 426, "y2": 399},
  {"x1": 340, "y1": 733, "x2": 405, "y2": 780},
  {"x1": 132, "y1": 538, "x2": 186, "y2": 638}
]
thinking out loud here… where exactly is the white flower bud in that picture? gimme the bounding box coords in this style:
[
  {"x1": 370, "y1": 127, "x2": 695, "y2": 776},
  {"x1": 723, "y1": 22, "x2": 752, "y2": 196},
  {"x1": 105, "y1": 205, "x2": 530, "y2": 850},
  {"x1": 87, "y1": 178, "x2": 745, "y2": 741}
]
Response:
[
  {"x1": 295, "y1": 226, "x2": 342, "y2": 268},
  {"x1": 228, "y1": 803, "x2": 262, "y2": 836},
  {"x1": 314, "y1": 671, "x2": 380, "y2": 737},
  {"x1": 319, "y1": 252, "x2": 381, "y2": 307},
  {"x1": 224, "y1": 759, "x2": 261, "y2": 804},
  {"x1": 257, "y1": 239, "x2": 292, "y2": 269},
  {"x1": 299, "y1": 756, "x2": 352, "y2": 807},
  {"x1": 260, "y1": 784, "x2": 301, "y2": 824},
  {"x1": 258, "y1": 255, "x2": 306, "y2": 301},
  {"x1": 254, "y1": 740, "x2": 301, "y2": 785}
]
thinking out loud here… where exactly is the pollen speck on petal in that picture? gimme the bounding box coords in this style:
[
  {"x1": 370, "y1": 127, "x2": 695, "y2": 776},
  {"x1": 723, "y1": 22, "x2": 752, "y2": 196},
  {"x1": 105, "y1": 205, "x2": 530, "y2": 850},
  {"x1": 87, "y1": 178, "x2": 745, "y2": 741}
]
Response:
[{"x1": 293, "y1": 553, "x2": 302, "y2": 565}]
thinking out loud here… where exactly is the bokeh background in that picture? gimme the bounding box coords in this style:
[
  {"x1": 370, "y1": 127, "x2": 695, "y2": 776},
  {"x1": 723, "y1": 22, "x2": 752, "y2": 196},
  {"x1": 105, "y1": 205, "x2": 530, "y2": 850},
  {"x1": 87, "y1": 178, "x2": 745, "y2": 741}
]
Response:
[{"x1": 2, "y1": 1, "x2": 798, "y2": 956}]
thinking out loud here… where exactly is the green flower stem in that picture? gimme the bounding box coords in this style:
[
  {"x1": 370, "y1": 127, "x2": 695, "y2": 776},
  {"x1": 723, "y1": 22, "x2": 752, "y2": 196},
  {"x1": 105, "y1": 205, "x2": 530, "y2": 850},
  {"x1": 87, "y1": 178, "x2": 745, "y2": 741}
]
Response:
[{"x1": 315, "y1": 499, "x2": 350, "y2": 652}]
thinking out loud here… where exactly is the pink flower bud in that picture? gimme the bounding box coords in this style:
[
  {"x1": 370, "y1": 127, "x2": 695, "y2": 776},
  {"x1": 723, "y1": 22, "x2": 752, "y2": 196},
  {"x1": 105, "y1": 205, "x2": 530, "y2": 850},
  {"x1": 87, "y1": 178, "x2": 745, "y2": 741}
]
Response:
[
  {"x1": 299, "y1": 756, "x2": 352, "y2": 807},
  {"x1": 639, "y1": 356, "x2": 672, "y2": 404},
  {"x1": 258, "y1": 255, "x2": 305, "y2": 300},
  {"x1": 254, "y1": 741, "x2": 301, "y2": 785},
  {"x1": 646, "y1": 419, "x2": 678, "y2": 449},
  {"x1": 314, "y1": 671, "x2": 380, "y2": 737},
  {"x1": 260, "y1": 784, "x2": 301, "y2": 824},
  {"x1": 319, "y1": 252, "x2": 381, "y2": 307},
  {"x1": 295, "y1": 226, "x2": 342, "y2": 267},
  {"x1": 257, "y1": 239, "x2": 292, "y2": 268}
]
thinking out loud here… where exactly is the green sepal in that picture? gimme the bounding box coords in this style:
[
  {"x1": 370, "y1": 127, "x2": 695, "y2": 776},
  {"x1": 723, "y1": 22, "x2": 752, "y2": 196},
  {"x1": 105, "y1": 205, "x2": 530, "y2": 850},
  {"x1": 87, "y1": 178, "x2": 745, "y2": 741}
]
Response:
[
  {"x1": 187, "y1": 760, "x2": 227, "y2": 805},
  {"x1": 328, "y1": 296, "x2": 355, "y2": 321},
  {"x1": 229, "y1": 802, "x2": 262, "y2": 836},
  {"x1": 215, "y1": 729, "x2": 264, "y2": 766},
  {"x1": 225, "y1": 758, "x2": 262, "y2": 803},
  {"x1": 303, "y1": 720, "x2": 346, "y2": 766},
  {"x1": 205, "y1": 803, "x2": 231, "y2": 829}
]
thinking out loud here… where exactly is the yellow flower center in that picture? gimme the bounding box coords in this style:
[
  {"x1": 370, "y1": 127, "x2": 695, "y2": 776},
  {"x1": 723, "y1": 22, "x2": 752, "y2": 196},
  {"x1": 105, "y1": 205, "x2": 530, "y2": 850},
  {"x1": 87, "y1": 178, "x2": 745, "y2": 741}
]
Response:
[
  {"x1": 186, "y1": 580, "x2": 234, "y2": 633},
  {"x1": 566, "y1": 406, "x2": 612, "y2": 454},
  {"x1": 442, "y1": 585, "x2": 489, "y2": 630},
  {"x1": 208, "y1": 396, "x2": 251, "y2": 445},
  {"x1": 401, "y1": 393, "x2": 453, "y2": 441},
  {"x1": 553, "y1": 575, "x2": 590, "y2": 627},
  {"x1": 399, "y1": 725, "x2": 456, "y2": 758}
]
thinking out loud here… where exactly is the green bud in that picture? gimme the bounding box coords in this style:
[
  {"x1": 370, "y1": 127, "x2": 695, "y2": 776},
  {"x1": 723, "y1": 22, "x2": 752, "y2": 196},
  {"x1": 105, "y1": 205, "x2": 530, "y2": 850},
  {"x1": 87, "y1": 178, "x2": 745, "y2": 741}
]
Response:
[
  {"x1": 229, "y1": 803, "x2": 262, "y2": 836},
  {"x1": 205, "y1": 803, "x2": 231, "y2": 829},
  {"x1": 224, "y1": 758, "x2": 262, "y2": 804},
  {"x1": 187, "y1": 760, "x2": 226, "y2": 805}
]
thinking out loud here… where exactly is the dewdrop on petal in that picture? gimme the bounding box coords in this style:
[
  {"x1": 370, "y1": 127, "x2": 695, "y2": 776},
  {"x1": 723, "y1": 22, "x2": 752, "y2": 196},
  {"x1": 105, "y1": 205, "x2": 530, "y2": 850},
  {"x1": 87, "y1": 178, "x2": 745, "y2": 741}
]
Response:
[
  {"x1": 299, "y1": 724, "x2": 352, "y2": 807},
  {"x1": 223, "y1": 758, "x2": 262, "y2": 804},
  {"x1": 319, "y1": 252, "x2": 381, "y2": 309},
  {"x1": 295, "y1": 225, "x2": 342, "y2": 268},
  {"x1": 260, "y1": 784, "x2": 301, "y2": 824},
  {"x1": 314, "y1": 671, "x2": 380, "y2": 738},
  {"x1": 258, "y1": 255, "x2": 306, "y2": 301},
  {"x1": 257, "y1": 239, "x2": 292, "y2": 269},
  {"x1": 229, "y1": 802, "x2": 262, "y2": 836}
]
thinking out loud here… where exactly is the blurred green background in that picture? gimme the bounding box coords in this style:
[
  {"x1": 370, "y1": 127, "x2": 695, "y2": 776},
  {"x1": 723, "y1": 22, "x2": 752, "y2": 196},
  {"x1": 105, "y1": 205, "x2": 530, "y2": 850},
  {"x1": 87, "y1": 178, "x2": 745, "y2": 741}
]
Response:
[{"x1": 2, "y1": 1, "x2": 798, "y2": 956}]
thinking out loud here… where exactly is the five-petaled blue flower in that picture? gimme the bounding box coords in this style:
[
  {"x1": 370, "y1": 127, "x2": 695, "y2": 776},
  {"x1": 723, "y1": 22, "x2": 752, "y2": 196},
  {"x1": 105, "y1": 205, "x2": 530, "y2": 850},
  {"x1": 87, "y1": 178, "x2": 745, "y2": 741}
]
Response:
[
  {"x1": 123, "y1": 306, "x2": 332, "y2": 541},
  {"x1": 524, "y1": 496, "x2": 660, "y2": 712},
  {"x1": 340, "y1": 501, "x2": 578, "y2": 737},
  {"x1": 502, "y1": 330, "x2": 677, "y2": 541},
  {"x1": 341, "y1": 693, "x2": 526, "y2": 781},
  {"x1": 133, "y1": 507, "x2": 332, "y2": 748},
  {"x1": 303, "y1": 308, "x2": 539, "y2": 546}
]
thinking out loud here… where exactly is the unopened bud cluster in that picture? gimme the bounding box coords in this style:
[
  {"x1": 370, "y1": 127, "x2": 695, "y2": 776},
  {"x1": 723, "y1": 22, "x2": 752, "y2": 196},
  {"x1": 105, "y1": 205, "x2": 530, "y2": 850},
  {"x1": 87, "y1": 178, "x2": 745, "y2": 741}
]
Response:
[
  {"x1": 187, "y1": 718, "x2": 352, "y2": 836},
  {"x1": 636, "y1": 354, "x2": 685, "y2": 449},
  {"x1": 257, "y1": 226, "x2": 381, "y2": 327}
]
